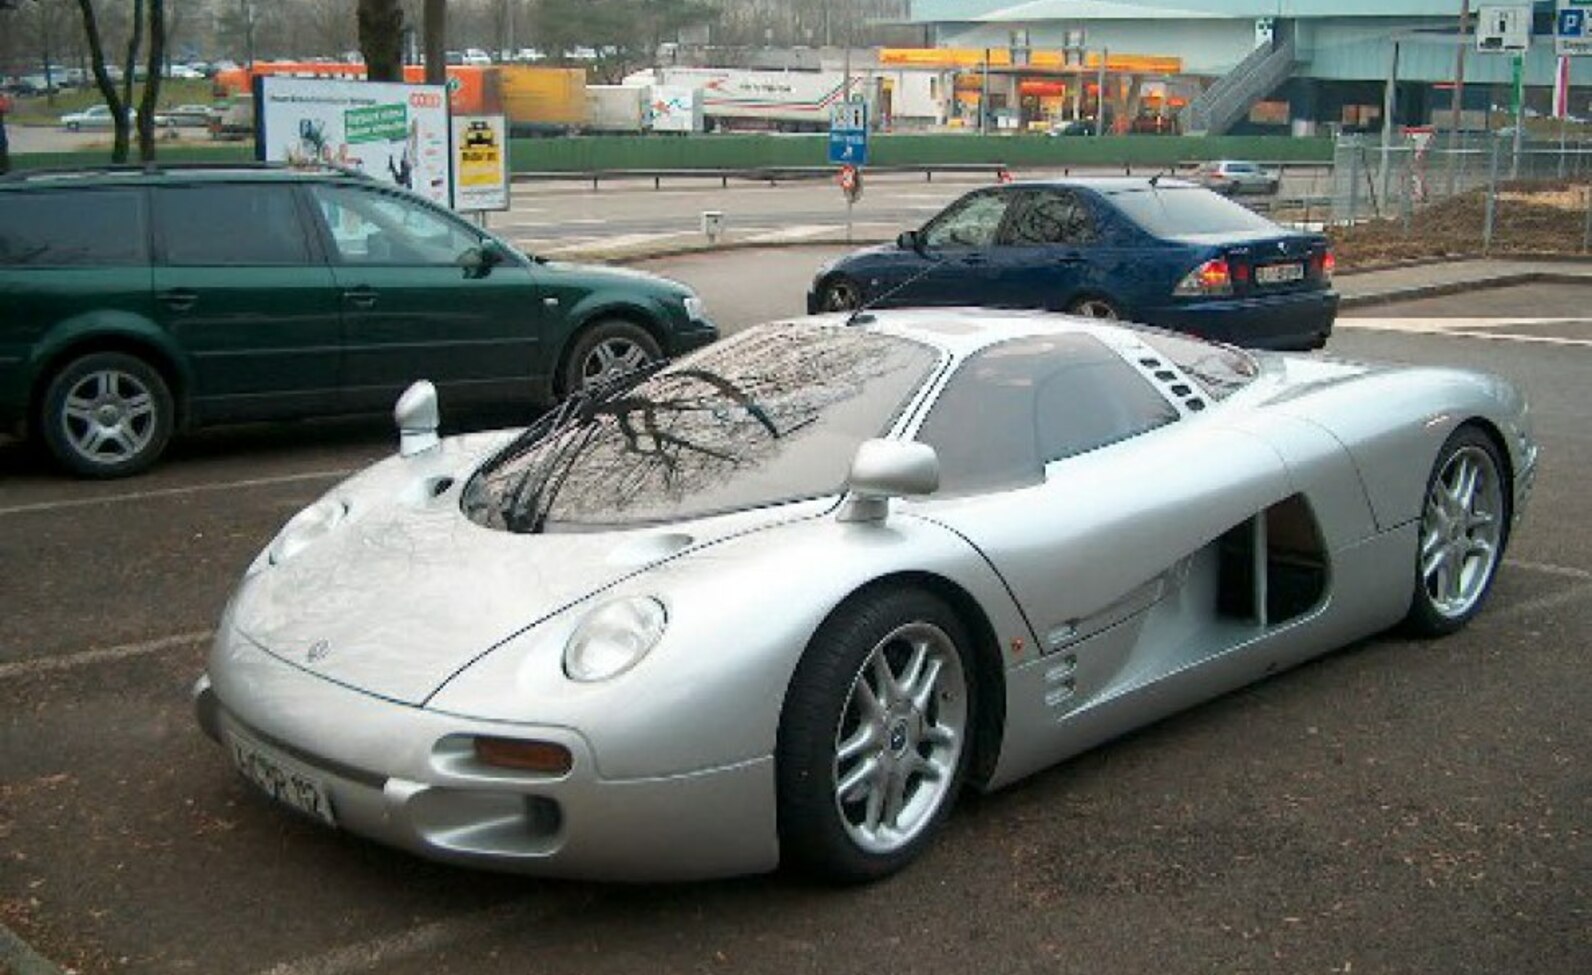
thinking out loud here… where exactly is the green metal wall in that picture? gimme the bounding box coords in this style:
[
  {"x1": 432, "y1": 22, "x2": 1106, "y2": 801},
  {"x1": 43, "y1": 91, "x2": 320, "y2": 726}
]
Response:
[{"x1": 8, "y1": 134, "x2": 1334, "y2": 175}]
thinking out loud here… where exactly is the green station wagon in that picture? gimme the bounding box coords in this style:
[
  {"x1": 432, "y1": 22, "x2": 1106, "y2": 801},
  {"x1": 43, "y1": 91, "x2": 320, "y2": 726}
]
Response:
[{"x1": 0, "y1": 165, "x2": 718, "y2": 477}]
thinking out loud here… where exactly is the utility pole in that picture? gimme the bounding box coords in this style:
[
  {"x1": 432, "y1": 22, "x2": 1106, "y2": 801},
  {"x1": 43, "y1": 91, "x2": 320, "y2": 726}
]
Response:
[
  {"x1": 1096, "y1": 47, "x2": 1107, "y2": 137},
  {"x1": 980, "y1": 47, "x2": 990, "y2": 134},
  {"x1": 1380, "y1": 38, "x2": 1400, "y2": 210}
]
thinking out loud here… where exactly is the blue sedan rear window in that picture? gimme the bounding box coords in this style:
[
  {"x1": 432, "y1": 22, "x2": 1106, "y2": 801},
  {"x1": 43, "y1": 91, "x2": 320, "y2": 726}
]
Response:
[{"x1": 1110, "y1": 186, "x2": 1280, "y2": 236}]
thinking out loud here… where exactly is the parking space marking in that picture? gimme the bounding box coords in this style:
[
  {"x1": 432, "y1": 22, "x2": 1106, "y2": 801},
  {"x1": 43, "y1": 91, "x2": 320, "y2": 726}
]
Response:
[
  {"x1": 1508, "y1": 559, "x2": 1592, "y2": 581},
  {"x1": 253, "y1": 901, "x2": 546, "y2": 975},
  {"x1": 1489, "y1": 579, "x2": 1592, "y2": 622},
  {"x1": 1337, "y1": 316, "x2": 1592, "y2": 347},
  {"x1": 0, "y1": 630, "x2": 214, "y2": 681},
  {"x1": 0, "y1": 468, "x2": 351, "y2": 518},
  {"x1": 745, "y1": 223, "x2": 839, "y2": 243}
]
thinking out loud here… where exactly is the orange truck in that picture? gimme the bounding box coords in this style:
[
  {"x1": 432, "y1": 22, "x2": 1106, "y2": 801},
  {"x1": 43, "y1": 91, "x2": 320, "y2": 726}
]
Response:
[{"x1": 213, "y1": 62, "x2": 586, "y2": 133}]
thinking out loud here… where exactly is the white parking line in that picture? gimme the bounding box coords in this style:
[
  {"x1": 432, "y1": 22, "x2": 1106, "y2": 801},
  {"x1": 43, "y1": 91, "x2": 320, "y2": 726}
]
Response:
[
  {"x1": 253, "y1": 902, "x2": 550, "y2": 975},
  {"x1": 1337, "y1": 316, "x2": 1592, "y2": 347},
  {"x1": 0, "y1": 468, "x2": 351, "y2": 518},
  {"x1": 744, "y1": 224, "x2": 838, "y2": 243},
  {"x1": 0, "y1": 630, "x2": 214, "y2": 681}
]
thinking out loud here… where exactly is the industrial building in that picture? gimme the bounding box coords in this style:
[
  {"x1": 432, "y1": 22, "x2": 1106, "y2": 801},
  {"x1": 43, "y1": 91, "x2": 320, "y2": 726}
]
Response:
[{"x1": 903, "y1": 1, "x2": 1580, "y2": 134}]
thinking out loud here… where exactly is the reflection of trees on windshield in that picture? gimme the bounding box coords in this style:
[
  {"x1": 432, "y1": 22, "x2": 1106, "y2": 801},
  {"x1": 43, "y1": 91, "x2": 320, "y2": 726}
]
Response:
[{"x1": 466, "y1": 325, "x2": 938, "y2": 531}]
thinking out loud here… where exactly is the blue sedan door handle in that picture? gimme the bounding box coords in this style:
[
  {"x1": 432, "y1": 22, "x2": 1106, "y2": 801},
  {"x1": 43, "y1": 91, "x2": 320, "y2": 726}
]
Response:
[
  {"x1": 342, "y1": 286, "x2": 378, "y2": 309},
  {"x1": 1054, "y1": 251, "x2": 1086, "y2": 264},
  {"x1": 961, "y1": 254, "x2": 987, "y2": 266}
]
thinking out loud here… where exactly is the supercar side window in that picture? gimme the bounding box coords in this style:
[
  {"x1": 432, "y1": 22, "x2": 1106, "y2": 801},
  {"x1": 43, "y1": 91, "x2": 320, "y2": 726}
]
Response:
[{"x1": 917, "y1": 333, "x2": 1178, "y2": 495}]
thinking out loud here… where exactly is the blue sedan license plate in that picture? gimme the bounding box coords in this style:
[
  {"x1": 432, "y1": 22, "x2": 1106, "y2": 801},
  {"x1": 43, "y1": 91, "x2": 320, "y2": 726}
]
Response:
[
  {"x1": 1256, "y1": 262, "x2": 1304, "y2": 285},
  {"x1": 228, "y1": 731, "x2": 337, "y2": 827}
]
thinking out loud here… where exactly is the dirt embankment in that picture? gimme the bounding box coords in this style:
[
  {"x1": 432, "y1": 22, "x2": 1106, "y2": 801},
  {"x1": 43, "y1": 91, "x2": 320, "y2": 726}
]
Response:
[{"x1": 1328, "y1": 182, "x2": 1590, "y2": 269}]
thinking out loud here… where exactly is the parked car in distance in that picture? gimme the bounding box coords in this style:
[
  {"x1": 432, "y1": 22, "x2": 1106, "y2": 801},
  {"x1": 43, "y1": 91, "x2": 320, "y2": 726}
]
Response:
[
  {"x1": 162, "y1": 103, "x2": 219, "y2": 127},
  {"x1": 1193, "y1": 159, "x2": 1280, "y2": 196},
  {"x1": 808, "y1": 177, "x2": 1336, "y2": 351},
  {"x1": 1046, "y1": 117, "x2": 1101, "y2": 137},
  {"x1": 0, "y1": 164, "x2": 717, "y2": 477},
  {"x1": 192, "y1": 308, "x2": 1534, "y2": 882},
  {"x1": 58, "y1": 104, "x2": 173, "y2": 130}
]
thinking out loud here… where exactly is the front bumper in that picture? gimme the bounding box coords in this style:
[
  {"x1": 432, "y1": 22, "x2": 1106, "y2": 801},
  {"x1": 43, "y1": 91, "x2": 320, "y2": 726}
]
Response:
[
  {"x1": 194, "y1": 629, "x2": 779, "y2": 881},
  {"x1": 1141, "y1": 289, "x2": 1339, "y2": 351},
  {"x1": 667, "y1": 319, "x2": 720, "y2": 358}
]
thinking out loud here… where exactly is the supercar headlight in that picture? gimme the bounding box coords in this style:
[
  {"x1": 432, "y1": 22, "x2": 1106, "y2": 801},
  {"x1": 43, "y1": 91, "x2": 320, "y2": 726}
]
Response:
[
  {"x1": 683, "y1": 295, "x2": 708, "y2": 322},
  {"x1": 262, "y1": 497, "x2": 348, "y2": 569},
  {"x1": 563, "y1": 596, "x2": 668, "y2": 682}
]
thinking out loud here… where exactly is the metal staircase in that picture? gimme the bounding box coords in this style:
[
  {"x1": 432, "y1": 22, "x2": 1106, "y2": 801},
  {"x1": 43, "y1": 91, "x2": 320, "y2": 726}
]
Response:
[{"x1": 1181, "y1": 26, "x2": 1298, "y2": 136}]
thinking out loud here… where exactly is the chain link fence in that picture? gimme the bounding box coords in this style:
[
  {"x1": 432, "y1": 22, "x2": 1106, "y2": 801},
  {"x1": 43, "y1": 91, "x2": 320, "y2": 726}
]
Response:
[{"x1": 1329, "y1": 132, "x2": 1592, "y2": 254}]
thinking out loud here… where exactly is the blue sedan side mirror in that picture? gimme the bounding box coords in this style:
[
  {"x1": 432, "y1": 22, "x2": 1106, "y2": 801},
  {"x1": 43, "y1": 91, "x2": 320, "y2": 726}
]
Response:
[{"x1": 896, "y1": 230, "x2": 923, "y2": 253}]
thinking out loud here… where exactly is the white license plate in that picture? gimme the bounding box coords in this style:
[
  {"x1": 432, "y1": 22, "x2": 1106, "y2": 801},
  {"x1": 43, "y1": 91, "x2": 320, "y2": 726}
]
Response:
[
  {"x1": 1256, "y1": 262, "x2": 1304, "y2": 285},
  {"x1": 228, "y1": 731, "x2": 337, "y2": 827}
]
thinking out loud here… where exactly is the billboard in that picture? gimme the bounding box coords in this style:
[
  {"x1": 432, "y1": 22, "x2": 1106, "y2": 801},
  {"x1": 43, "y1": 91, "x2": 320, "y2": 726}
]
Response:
[{"x1": 257, "y1": 76, "x2": 452, "y2": 206}]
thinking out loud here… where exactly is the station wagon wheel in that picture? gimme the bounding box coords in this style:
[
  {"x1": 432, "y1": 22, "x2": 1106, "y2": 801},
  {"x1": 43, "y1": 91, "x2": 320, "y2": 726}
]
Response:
[
  {"x1": 1404, "y1": 426, "x2": 1510, "y2": 636},
  {"x1": 820, "y1": 277, "x2": 863, "y2": 312},
  {"x1": 563, "y1": 320, "x2": 662, "y2": 396},
  {"x1": 777, "y1": 588, "x2": 974, "y2": 882},
  {"x1": 1068, "y1": 296, "x2": 1120, "y2": 320},
  {"x1": 39, "y1": 352, "x2": 174, "y2": 479}
]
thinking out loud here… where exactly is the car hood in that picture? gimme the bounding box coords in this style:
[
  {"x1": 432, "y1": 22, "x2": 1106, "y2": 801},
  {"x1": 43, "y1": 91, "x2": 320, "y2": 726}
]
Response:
[{"x1": 228, "y1": 436, "x2": 829, "y2": 706}]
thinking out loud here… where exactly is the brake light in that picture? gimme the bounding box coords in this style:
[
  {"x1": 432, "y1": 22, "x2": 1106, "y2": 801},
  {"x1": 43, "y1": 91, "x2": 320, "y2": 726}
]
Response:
[
  {"x1": 1174, "y1": 257, "x2": 1233, "y2": 297},
  {"x1": 1321, "y1": 250, "x2": 1336, "y2": 282}
]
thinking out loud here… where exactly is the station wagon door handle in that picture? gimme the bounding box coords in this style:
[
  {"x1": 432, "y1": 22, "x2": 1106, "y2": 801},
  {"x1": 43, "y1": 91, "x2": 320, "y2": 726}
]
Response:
[
  {"x1": 342, "y1": 286, "x2": 378, "y2": 309},
  {"x1": 157, "y1": 288, "x2": 198, "y2": 312}
]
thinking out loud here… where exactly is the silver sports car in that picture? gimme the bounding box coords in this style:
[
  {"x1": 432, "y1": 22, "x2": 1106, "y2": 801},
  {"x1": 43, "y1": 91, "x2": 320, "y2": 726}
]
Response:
[{"x1": 194, "y1": 309, "x2": 1537, "y2": 882}]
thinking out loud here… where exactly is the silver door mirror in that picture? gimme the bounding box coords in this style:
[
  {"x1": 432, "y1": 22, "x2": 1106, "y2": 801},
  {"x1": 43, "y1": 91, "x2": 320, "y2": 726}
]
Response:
[
  {"x1": 395, "y1": 380, "x2": 440, "y2": 457},
  {"x1": 839, "y1": 438, "x2": 939, "y2": 523}
]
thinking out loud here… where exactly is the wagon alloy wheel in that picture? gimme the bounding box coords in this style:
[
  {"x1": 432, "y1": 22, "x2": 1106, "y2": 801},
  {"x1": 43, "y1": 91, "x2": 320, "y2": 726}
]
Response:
[
  {"x1": 1405, "y1": 428, "x2": 1510, "y2": 635},
  {"x1": 821, "y1": 278, "x2": 863, "y2": 312},
  {"x1": 40, "y1": 352, "x2": 174, "y2": 478},
  {"x1": 777, "y1": 588, "x2": 976, "y2": 882},
  {"x1": 563, "y1": 320, "x2": 663, "y2": 396},
  {"x1": 1068, "y1": 297, "x2": 1119, "y2": 320},
  {"x1": 832, "y1": 621, "x2": 968, "y2": 855}
]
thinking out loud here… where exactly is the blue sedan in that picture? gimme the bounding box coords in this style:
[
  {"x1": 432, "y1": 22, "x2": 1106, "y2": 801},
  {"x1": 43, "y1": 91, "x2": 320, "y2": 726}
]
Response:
[{"x1": 807, "y1": 177, "x2": 1337, "y2": 351}]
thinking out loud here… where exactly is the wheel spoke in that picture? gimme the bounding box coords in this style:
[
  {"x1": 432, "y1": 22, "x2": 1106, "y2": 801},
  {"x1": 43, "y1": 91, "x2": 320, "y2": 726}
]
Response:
[
  {"x1": 862, "y1": 776, "x2": 886, "y2": 831},
  {"x1": 1466, "y1": 536, "x2": 1495, "y2": 562},
  {"x1": 922, "y1": 723, "x2": 957, "y2": 749},
  {"x1": 908, "y1": 752, "x2": 948, "y2": 782},
  {"x1": 871, "y1": 652, "x2": 899, "y2": 707},
  {"x1": 80, "y1": 426, "x2": 110, "y2": 456},
  {"x1": 836, "y1": 723, "x2": 878, "y2": 764},
  {"x1": 1444, "y1": 552, "x2": 1467, "y2": 602},
  {"x1": 1454, "y1": 457, "x2": 1480, "y2": 511},
  {"x1": 837, "y1": 756, "x2": 880, "y2": 804},
  {"x1": 63, "y1": 402, "x2": 97, "y2": 424},
  {"x1": 909, "y1": 657, "x2": 945, "y2": 713},
  {"x1": 852, "y1": 671, "x2": 884, "y2": 720},
  {"x1": 881, "y1": 770, "x2": 908, "y2": 830},
  {"x1": 124, "y1": 392, "x2": 154, "y2": 419},
  {"x1": 617, "y1": 345, "x2": 648, "y2": 370},
  {"x1": 898, "y1": 639, "x2": 929, "y2": 698},
  {"x1": 103, "y1": 426, "x2": 135, "y2": 456},
  {"x1": 1421, "y1": 545, "x2": 1448, "y2": 581}
]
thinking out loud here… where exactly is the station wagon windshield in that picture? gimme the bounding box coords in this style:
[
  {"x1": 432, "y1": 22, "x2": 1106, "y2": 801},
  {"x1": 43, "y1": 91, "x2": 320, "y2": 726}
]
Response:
[{"x1": 465, "y1": 325, "x2": 939, "y2": 531}]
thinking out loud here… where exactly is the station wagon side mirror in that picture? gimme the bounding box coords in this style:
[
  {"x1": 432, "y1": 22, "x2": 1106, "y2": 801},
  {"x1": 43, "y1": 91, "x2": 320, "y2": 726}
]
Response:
[
  {"x1": 395, "y1": 380, "x2": 440, "y2": 458},
  {"x1": 839, "y1": 439, "x2": 939, "y2": 523},
  {"x1": 459, "y1": 241, "x2": 506, "y2": 279}
]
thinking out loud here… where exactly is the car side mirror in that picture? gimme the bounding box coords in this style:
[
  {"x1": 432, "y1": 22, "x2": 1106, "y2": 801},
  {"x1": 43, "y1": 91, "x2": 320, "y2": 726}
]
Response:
[
  {"x1": 839, "y1": 439, "x2": 939, "y2": 523},
  {"x1": 897, "y1": 229, "x2": 923, "y2": 253},
  {"x1": 395, "y1": 380, "x2": 440, "y2": 457},
  {"x1": 459, "y1": 241, "x2": 506, "y2": 278}
]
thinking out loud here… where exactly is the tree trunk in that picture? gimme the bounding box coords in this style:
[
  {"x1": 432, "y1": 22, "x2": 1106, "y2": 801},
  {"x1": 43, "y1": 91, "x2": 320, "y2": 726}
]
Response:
[
  {"x1": 358, "y1": 0, "x2": 404, "y2": 81},
  {"x1": 119, "y1": 0, "x2": 144, "y2": 163},
  {"x1": 138, "y1": 0, "x2": 166, "y2": 161},
  {"x1": 423, "y1": 0, "x2": 446, "y2": 86},
  {"x1": 73, "y1": 0, "x2": 129, "y2": 163}
]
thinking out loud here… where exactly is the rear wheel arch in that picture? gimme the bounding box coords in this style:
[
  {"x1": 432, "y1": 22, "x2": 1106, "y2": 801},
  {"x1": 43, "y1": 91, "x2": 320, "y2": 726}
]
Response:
[{"x1": 29, "y1": 333, "x2": 189, "y2": 435}]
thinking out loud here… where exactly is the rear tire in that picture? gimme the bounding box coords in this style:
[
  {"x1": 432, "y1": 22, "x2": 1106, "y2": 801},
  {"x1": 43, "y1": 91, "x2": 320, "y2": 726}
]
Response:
[
  {"x1": 1402, "y1": 426, "x2": 1510, "y2": 636},
  {"x1": 1067, "y1": 296, "x2": 1120, "y2": 320},
  {"x1": 777, "y1": 587, "x2": 975, "y2": 883},
  {"x1": 39, "y1": 351, "x2": 174, "y2": 478}
]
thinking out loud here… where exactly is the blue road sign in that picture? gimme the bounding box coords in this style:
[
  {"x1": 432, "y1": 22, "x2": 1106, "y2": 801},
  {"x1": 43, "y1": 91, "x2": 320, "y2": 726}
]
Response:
[{"x1": 828, "y1": 99, "x2": 869, "y2": 166}]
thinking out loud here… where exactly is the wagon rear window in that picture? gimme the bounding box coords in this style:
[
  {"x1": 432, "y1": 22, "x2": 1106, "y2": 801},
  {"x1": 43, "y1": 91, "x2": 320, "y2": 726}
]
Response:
[
  {"x1": 466, "y1": 325, "x2": 940, "y2": 531},
  {"x1": 0, "y1": 189, "x2": 147, "y2": 266}
]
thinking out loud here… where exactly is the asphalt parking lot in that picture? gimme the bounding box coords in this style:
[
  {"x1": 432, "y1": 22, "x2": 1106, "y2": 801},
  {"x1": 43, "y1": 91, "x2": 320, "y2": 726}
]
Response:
[{"x1": 1, "y1": 268, "x2": 1588, "y2": 975}]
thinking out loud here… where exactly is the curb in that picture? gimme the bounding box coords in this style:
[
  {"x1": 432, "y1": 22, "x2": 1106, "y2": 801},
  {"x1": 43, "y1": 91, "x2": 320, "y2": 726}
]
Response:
[
  {"x1": 1339, "y1": 271, "x2": 1592, "y2": 309},
  {"x1": 0, "y1": 920, "x2": 66, "y2": 975}
]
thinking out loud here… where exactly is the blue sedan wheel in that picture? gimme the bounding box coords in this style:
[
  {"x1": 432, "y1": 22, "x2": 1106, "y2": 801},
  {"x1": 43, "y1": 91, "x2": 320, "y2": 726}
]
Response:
[
  {"x1": 777, "y1": 587, "x2": 974, "y2": 882},
  {"x1": 818, "y1": 277, "x2": 863, "y2": 312}
]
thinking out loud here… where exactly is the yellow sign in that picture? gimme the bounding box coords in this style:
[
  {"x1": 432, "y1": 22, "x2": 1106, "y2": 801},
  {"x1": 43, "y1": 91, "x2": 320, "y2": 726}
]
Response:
[{"x1": 451, "y1": 115, "x2": 508, "y2": 211}]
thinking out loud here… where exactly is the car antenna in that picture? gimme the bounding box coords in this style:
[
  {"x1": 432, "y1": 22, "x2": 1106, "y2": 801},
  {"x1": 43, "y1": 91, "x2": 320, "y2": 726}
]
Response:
[{"x1": 844, "y1": 244, "x2": 950, "y2": 328}]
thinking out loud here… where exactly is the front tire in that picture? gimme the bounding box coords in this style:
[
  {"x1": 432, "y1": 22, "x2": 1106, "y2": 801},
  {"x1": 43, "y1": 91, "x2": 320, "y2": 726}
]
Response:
[
  {"x1": 777, "y1": 588, "x2": 975, "y2": 882},
  {"x1": 39, "y1": 351, "x2": 174, "y2": 478},
  {"x1": 1403, "y1": 426, "x2": 1510, "y2": 636},
  {"x1": 561, "y1": 320, "x2": 662, "y2": 396}
]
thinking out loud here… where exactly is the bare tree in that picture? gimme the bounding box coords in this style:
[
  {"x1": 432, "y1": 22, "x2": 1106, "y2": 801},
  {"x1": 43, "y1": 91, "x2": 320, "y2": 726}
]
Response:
[
  {"x1": 74, "y1": 0, "x2": 132, "y2": 160},
  {"x1": 72, "y1": 0, "x2": 163, "y2": 163},
  {"x1": 136, "y1": 0, "x2": 164, "y2": 159},
  {"x1": 359, "y1": 0, "x2": 404, "y2": 80}
]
